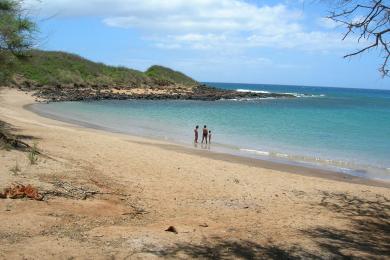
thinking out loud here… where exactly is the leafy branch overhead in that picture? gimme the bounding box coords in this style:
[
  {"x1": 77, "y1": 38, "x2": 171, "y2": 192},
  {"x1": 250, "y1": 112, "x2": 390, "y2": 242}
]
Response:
[
  {"x1": 328, "y1": 0, "x2": 390, "y2": 76},
  {"x1": 0, "y1": 0, "x2": 35, "y2": 57}
]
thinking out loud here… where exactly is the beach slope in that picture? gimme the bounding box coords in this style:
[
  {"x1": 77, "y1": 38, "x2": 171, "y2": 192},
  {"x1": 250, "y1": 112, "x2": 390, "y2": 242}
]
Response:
[{"x1": 0, "y1": 88, "x2": 389, "y2": 259}]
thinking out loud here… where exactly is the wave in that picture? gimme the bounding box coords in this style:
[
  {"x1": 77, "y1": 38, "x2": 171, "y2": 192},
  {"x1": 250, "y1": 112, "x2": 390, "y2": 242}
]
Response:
[
  {"x1": 282, "y1": 92, "x2": 325, "y2": 98},
  {"x1": 236, "y1": 89, "x2": 270, "y2": 94},
  {"x1": 236, "y1": 89, "x2": 325, "y2": 98},
  {"x1": 227, "y1": 97, "x2": 276, "y2": 101},
  {"x1": 240, "y1": 149, "x2": 294, "y2": 159},
  {"x1": 274, "y1": 152, "x2": 289, "y2": 158},
  {"x1": 239, "y1": 148, "x2": 270, "y2": 156},
  {"x1": 238, "y1": 147, "x2": 390, "y2": 179}
]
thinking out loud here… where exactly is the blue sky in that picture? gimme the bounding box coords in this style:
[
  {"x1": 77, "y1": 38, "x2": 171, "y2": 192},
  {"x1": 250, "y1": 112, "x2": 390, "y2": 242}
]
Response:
[{"x1": 25, "y1": 0, "x2": 390, "y2": 89}]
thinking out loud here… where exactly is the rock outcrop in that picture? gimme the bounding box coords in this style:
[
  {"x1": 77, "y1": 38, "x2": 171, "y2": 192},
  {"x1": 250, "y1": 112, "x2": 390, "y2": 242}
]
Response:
[{"x1": 17, "y1": 82, "x2": 296, "y2": 102}]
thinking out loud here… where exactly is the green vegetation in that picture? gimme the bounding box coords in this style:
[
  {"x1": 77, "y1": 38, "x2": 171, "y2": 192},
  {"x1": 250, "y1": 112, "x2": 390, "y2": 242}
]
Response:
[
  {"x1": 10, "y1": 50, "x2": 151, "y2": 86},
  {"x1": 0, "y1": 0, "x2": 35, "y2": 56},
  {"x1": 27, "y1": 142, "x2": 38, "y2": 165},
  {"x1": 146, "y1": 65, "x2": 198, "y2": 86},
  {"x1": 1, "y1": 50, "x2": 198, "y2": 87},
  {"x1": 0, "y1": 0, "x2": 36, "y2": 84}
]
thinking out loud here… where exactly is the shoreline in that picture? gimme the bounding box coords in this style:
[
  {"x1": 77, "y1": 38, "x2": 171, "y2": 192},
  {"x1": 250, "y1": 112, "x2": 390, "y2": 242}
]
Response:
[{"x1": 25, "y1": 98, "x2": 389, "y2": 188}]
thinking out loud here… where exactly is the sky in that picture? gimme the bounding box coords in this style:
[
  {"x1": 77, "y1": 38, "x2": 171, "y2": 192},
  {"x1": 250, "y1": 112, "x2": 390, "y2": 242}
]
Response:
[{"x1": 24, "y1": 0, "x2": 390, "y2": 89}]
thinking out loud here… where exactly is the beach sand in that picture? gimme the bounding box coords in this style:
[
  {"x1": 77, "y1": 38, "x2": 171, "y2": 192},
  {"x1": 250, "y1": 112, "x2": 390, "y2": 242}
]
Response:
[{"x1": 0, "y1": 87, "x2": 389, "y2": 259}]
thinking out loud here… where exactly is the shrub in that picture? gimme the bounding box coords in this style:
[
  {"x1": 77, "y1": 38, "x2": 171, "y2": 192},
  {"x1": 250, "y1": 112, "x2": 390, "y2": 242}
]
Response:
[{"x1": 27, "y1": 142, "x2": 39, "y2": 165}]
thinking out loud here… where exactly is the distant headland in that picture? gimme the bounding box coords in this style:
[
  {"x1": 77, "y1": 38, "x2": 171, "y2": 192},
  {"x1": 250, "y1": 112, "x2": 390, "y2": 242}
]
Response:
[{"x1": 2, "y1": 50, "x2": 296, "y2": 102}]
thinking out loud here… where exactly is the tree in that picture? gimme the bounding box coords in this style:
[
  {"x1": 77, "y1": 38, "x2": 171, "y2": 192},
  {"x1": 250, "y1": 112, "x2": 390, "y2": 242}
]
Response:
[
  {"x1": 327, "y1": 0, "x2": 390, "y2": 76},
  {"x1": 0, "y1": 0, "x2": 35, "y2": 57}
]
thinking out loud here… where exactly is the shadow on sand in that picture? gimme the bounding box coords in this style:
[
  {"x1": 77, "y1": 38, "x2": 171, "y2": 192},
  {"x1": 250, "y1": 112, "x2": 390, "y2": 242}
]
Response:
[
  {"x1": 0, "y1": 120, "x2": 39, "y2": 141},
  {"x1": 142, "y1": 238, "x2": 318, "y2": 259},
  {"x1": 139, "y1": 192, "x2": 389, "y2": 259},
  {"x1": 303, "y1": 192, "x2": 390, "y2": 258},
  {"x1": 0, "y1": 120, "x2": 40, "y2": 150}
]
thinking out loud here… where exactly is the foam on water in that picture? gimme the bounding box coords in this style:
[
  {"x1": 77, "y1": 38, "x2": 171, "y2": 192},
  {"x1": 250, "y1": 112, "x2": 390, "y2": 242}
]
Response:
[
  {"x1": 236, "y1": 89, "x2": 325, "y2": 98},
  {"x1": 239, "y1": 148, "x2": 270, "y2": 156},
  {"x1": 227, "y1": 97, "x2": 277, "y2": 101},
  {"x1": 236, "y1": 89, "x2": 270, "y2": 94}
]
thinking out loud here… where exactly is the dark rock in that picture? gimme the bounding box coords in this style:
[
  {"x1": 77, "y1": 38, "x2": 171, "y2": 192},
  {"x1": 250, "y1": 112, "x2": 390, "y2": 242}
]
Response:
[
  {"x1": 31, "y1": 83, "x2": 297, "y2": 103},
  {"x1": 165, "y1": 226, "x2": 178, "y2": 234}
]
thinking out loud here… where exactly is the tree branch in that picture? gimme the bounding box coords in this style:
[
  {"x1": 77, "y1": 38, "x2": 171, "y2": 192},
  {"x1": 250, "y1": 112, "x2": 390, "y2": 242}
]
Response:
[{"x1": 328, "y1": 0, "x2": 390, "y2": 76}]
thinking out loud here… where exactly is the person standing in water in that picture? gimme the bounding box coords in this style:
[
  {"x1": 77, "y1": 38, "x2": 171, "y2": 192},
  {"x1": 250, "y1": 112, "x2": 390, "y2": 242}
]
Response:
[
  {"x1": 202, "y1": 125, "x2": 208, "y2": 144},
  {"x1": 208, "y1": 130, "x2": 212, "y2": 144},
  {"x1": 194, "y1": 125, "x2": 199, "y2": 143}
]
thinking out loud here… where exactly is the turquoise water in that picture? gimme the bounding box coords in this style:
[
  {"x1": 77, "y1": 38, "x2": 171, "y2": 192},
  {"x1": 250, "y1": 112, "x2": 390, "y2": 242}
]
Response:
[{"x1": 31, "y1": 83, "x2": 390, "y2": 181}]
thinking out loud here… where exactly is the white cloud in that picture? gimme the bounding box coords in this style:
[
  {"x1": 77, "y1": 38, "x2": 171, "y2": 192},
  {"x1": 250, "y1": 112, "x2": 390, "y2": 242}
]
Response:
[
  {"x1": 101, "y1": 3, "x2": 304, "y2": 36},
  {"x1": 317, "y1": 17, "x2": 339, "y2": 29},
  {"x1": 25, "y1": 0, "x2": 353, "y2": 52}
]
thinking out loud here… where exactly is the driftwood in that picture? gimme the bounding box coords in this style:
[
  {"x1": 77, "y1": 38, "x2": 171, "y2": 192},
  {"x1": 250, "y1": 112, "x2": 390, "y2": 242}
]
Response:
[{"x1": 0, "y1": 184, "x2": 43, "y2": 200}]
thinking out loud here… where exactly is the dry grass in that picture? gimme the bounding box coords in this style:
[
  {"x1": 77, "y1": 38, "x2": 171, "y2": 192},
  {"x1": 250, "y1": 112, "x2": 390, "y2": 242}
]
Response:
[
  {"x1": 9, "y1": 160, "x2": 21, "y2": 174},
  {"x1": 27, "y1": 142, "x2": 39, "y2": 165}
]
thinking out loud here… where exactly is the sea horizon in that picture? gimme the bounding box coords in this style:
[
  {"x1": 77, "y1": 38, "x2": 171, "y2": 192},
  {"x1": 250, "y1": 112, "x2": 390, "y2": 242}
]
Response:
[{"x1": 203, "y1": 81, "x2": 390, "y2": 92}]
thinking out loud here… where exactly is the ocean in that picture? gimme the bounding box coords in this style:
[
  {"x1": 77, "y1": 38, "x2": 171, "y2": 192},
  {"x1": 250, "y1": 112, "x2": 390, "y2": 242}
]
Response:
[{"x1": 30, "y1": 82, "x2": 390, "y2": 181}]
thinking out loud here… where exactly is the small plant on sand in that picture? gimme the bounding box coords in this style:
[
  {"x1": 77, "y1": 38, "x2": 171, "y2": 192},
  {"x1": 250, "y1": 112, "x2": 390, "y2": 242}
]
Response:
[
  {"x1": 27, "y1": 142, "x2": 39, "y2": 165},
  {"x1": 10, "y1": 160, "x2": 21, "y2": 175}
]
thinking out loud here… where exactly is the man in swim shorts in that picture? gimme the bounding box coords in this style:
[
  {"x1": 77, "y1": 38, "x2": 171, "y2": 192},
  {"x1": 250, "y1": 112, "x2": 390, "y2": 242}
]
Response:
[{"x1": 202, "y1": 125, "x2": 208, "y2": 144}]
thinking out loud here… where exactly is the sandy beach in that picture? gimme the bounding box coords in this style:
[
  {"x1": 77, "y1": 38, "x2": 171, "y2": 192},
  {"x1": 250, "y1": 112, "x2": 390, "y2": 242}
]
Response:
[{"x1": 0, "y1": 87, "x2": 389, "y2": 259}]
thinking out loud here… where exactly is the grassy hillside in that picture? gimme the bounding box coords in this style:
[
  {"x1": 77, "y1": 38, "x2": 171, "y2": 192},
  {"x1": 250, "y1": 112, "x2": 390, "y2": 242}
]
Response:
[
  {"x1": 0, "y1": 50, "x2": 197, "y2": 87},
  {"x1": 145, "y1": 65, "x2": 198, "y2": 86}
]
